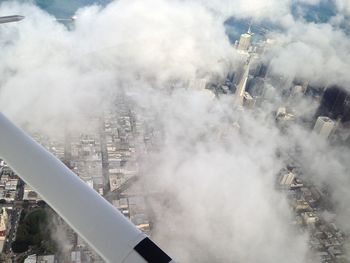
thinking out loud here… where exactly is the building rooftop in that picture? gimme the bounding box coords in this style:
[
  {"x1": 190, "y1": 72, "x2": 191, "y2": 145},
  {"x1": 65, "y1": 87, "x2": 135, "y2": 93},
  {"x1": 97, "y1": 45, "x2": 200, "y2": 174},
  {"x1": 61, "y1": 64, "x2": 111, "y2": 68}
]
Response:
[
  {"x1": 37, "y1": 255, "x2": 55, "y2": 263},
  {"x1": 24, "y1": 255, "x2": 37, "y2": 263},
  {"x1": 319, "y1": 116, "x2": 333, "y2": 122}
]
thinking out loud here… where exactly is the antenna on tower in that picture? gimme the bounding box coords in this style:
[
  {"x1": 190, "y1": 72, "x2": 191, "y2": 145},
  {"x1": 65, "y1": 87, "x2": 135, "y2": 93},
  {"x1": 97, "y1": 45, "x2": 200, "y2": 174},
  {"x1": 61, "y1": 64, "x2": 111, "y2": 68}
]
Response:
[{"x1": 247, "y1": 20, "x2": 253, "y2": 35}]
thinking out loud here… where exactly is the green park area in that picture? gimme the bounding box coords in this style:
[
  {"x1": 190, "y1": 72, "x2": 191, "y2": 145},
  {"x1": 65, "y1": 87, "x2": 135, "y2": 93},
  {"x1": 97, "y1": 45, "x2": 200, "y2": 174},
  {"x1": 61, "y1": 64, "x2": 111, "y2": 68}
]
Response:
[{"x1": 11, "y1": 208, "x2": 57, "y2": 255}]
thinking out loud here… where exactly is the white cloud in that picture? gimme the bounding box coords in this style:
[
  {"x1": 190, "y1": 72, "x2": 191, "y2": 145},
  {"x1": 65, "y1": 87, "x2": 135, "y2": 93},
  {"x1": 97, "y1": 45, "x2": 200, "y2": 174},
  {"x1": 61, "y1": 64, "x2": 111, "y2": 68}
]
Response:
[
  {"x1": 267, "y1": 21, "x2": 350, "y2": 88},
  {"x1": 0, "y1": 0, "x2": 238, "y2": 130},
  {"x1": 335, "y1": 0, "x2": 350, "y2": 15}
]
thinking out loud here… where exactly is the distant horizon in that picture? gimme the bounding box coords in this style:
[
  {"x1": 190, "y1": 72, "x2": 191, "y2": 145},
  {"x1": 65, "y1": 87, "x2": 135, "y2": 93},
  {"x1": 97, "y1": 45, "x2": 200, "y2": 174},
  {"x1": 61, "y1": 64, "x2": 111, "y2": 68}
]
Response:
[
  {"x1": 0, "y1": 0, "x2": 342, "y2": 41},
  {"x1": 0, "y1": 0, "x2": 111, "y2": 18}
]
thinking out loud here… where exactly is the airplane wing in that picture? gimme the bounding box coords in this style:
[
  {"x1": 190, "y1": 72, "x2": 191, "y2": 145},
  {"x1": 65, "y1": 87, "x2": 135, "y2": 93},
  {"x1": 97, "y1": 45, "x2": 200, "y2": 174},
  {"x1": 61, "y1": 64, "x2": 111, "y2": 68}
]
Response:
[
  {"x1": 0, "y1": 15, "x2": 24, "y2": 24},
  {"x1": 0, "y1": 113, "x2": 175, "y2": 263}
]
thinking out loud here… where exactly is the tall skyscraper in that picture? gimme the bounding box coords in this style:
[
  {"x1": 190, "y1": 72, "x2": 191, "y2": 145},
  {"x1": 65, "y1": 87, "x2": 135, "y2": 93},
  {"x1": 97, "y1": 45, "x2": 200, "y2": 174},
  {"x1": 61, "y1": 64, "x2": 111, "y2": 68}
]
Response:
[
  {"x1": 313, "y1": 116, "x2": 335, "y2": 139},
  {"x1": 237, "y1": 27, "x2": 252, "y2": 51},
  {"x1": 316, "y1": 86, "x2": 350, "y2": 123},
  {"x1": 234, "y1": 60, "x2": 250, "y2": 106}
]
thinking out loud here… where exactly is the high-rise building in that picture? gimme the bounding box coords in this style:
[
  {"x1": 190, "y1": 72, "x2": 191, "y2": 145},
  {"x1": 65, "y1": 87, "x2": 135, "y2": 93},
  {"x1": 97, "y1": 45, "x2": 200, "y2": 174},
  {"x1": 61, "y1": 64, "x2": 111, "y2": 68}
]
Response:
[
  {"x1": 313, "y1": 116, "x2": 335, "y2": 139},
  {"x1": 276, "y1": 107, "x2": 296, "y2": 123},
  {"x1": 316, "y1": 86, "x2": 350, "y2": 123},
  {"x1": 23, "y1": 255, "x2": 37, "y2": 263},
  {"x1": 253, "y1": 62, "x2": 269, "y2": 78},
  {"x1": 237, "y1": 27, "x2": 252, "y2": 51},
  {"x1": 37, "y1": 255, "x2": 55, "y2": 263},
  {"x1": 234, "y1": 60, "x2": 250, "y2": 106}
]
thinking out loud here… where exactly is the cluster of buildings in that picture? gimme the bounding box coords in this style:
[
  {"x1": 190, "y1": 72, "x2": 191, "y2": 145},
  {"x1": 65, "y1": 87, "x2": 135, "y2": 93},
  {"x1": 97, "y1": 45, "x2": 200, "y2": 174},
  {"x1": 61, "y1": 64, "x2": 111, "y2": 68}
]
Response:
[
  {"x1": 0, "y1": 163, "x2": 19, "y2": 203},
  {"x1": 23, "y1": 252, "x2": 96, "y2": 263},
  {"x1": 112, "y1": 196, "x2": 151, "y2": 236},
  {"x1": 0, "y1": 162, "x2": 21, "y2": 254},
  {"x1": 312, "y1": 86, "x2": 350, "y2": 144},
  {"x1": 24, "y1": 255, "x2": 55, "y2": 263},
  {"x1": 104, "y1": 102, "x2": 139, "y2": 194},
  {"x1": 230, "y1": 26, "x2": 350, "y2": 263},
  {"x1": 272, "y1": 90, "x2": 349, "y2": 262},
  {"x1": 103, "y1": 97, "x2": 151, "y2": 235},
  {"x1": 211, "y1": 26, "x2": 278, "y2": 109},
  {"x1": 230, "y1": 26, "x2": 350, "y2": 148},
  {"x1": 69, "y1": 131, "x2": 105, "y2": 195},
  {"x1": 17, "y1": 97, "x2": 153, "y2": 262},
  {"x1": 277, "y1": 168, "x2": 347, "y2": 262}
]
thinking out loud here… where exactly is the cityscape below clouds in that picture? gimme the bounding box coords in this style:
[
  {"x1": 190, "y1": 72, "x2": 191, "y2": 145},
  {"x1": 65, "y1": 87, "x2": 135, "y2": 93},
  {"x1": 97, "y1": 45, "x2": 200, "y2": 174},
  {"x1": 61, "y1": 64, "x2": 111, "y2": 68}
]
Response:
[{"x1": 0, "y1": 0, "x2": 350, "y2": 263}]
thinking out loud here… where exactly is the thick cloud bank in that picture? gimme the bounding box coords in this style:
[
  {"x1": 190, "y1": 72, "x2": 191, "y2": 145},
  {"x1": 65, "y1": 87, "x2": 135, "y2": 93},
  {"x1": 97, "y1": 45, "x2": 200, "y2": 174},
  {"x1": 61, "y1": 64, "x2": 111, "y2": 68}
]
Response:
[{"x1": 0, "y1": 0, "x2": 236, "y2": 130}]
